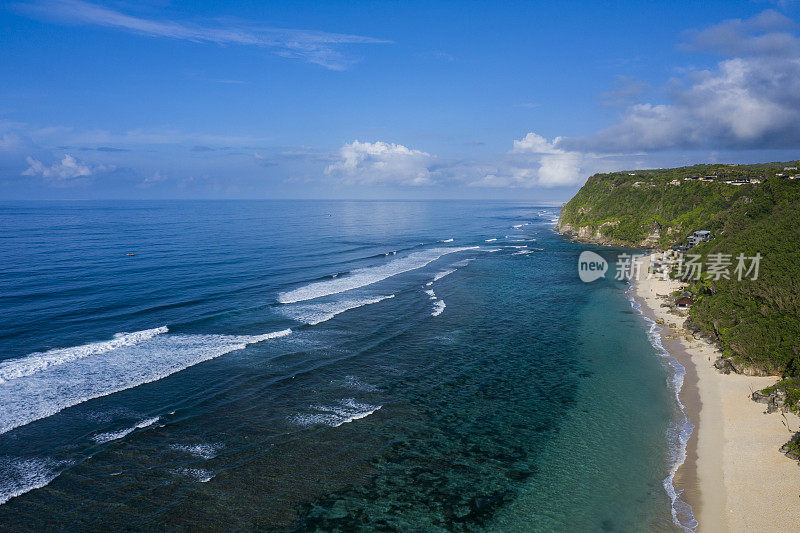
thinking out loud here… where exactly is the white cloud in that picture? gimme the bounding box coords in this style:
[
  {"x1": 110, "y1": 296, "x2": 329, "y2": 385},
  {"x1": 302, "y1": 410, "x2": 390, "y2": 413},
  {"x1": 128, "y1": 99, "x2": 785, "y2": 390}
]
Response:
[
  {"x1": 325, "y1": 140, "x2": 434, "y2": 185},
  {"x1": 470, "y1": 132, "x2": 645, "y2": 188},
  {"x1": 324, "y1": 135, "x2": 621, "y2": 190},
  {"x1": 22, "y1": 153, "x2": 112, "y2": 185},
  {"x1": 17, "y1": 0, "x2": 390, "y2": 70},
  {"x1": 507, "y1": 133, "x2": 586, "y2": 187},
  {"x1": 512, "y1": 132, "x2": 564, "y2": 155},
  {"x1": 558, "y1": 10, "x2": 800, "y2": 153},
  {"x1": 537, "y1": 151, "x2": 584, "y2": 187}
]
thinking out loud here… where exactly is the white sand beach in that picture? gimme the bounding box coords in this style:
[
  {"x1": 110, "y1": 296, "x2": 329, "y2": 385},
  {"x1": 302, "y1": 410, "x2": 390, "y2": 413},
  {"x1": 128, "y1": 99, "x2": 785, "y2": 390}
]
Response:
[{"x1": 633, "y1": 253, "x2": 800, "y2": 532}]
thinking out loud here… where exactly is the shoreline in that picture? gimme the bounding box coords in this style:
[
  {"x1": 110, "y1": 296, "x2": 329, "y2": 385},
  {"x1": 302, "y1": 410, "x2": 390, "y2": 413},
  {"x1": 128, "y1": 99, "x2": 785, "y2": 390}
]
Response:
[{"x1": 632, "y1": 253, "x2": 800, "y2": 532}]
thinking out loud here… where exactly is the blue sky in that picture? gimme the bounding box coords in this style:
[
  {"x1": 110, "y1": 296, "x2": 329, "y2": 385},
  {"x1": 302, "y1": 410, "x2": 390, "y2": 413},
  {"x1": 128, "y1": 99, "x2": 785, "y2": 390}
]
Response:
[{"x1": 2, "y1": 0, "x2": 800, "y2": 200}]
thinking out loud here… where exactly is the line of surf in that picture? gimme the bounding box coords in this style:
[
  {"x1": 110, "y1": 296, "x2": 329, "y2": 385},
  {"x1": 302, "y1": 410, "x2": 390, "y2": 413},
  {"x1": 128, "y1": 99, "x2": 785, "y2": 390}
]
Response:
[
  {"x1": 432, "y1": 269, "x2": 455, "y2": 282},
  {"x1": 92, "y1": 416, "x2": 161, "y2": 444},
  {"x1": 628, "y1": 291, "x2": 697, "y2": 533},
  {"x1": 280, "y1": 294, "x2": 396, "y2": 326},
  {"x1": 277, "y1": 247, "x2": 477, "y2": 304},
  {"x1": 0, "y1": 457, "x2": 72, "y2": 506},
  {"x1": 0, "y1": 329, "x2": 291, "y2": 436},
  {"x1": 293, "y1": 398, "x2": 382, "y2": 428},
  {"x1": 0, "y1": 326, "x2": 168, "y2": 384}
]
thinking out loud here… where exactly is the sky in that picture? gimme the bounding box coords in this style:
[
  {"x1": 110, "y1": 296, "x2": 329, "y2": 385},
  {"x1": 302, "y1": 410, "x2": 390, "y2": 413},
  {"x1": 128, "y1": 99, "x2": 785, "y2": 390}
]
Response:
[{"x1": 2, "y1": 0, "x2": 800, "y2": 201}]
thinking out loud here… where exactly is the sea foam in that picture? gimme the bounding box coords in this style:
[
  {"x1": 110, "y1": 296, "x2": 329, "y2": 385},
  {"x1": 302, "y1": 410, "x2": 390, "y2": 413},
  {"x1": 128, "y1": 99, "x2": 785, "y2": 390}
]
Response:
[
  {"x1": 0, "y1": 329, "x2": 291, "y2": 436},
  {"x1": 628, "y1": 292, "x2": 697, "y2": 533},
  {"x1": 177, "y1": 468, "x2": 215, "y2": 483},
  {"x1": 293, "y1": 399, "x2": 382, "y2": 427},
  {"x1": 277, "y1": 247, "x2": 476, "y2": 304},
  {"x1": 170, "y1": 442, "x2": 223, "y2": 460},
  {"x1": 0, "y1": 456, "x2": 72, "y2": 506},
  {"x1": 432, "y1": 269, "x2": 455, "y2": 282},
  {"x1": 281, "y1": 294, "x2": 395, "y2": 326},
  {"x1": 92, "y1": 416, "x2": 160, "y2": 444},
  {"x1": 0, "y1": 326, "x2": 168, "y2": 384}
]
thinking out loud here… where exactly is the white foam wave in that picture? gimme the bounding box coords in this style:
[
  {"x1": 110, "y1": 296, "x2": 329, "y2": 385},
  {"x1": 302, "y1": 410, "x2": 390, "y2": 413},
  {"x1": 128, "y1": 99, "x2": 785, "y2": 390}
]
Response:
[
  {"x1": 170, "y1": 443, "x2": 223, "y2": 460},
  {"x1": 178, "y1": 468, "x2": 214, "y2": 483},
  {"x1": 293, "y1": 399, "x2": 382, "y2": 427},
  {"x1": 512, "y1": 224, "x2": 524, "y2": 228},
  {"x1": 485, "y1": 238, "x2": 497, "y2": 242},
  {"x1": 439, "y1": 238, "x2": 454, "y2": 243},
  {"x1": 424, "y1": 289, "x2": 437, "y2": 300},
  {"x1": 484, "y1": 248, "x2": 502, "y2": 253},
  {"x1": 431, "y1": 300, "x2": 446, "y2": 317},
  {"x1": 628, "y1": 291, "x2": 697, "y2": 532},
  {"x1": 0, "y1": 327, "x2": 168, "y2": 384},
  {"x1": 0, "y1": 456, "x2": 72, "y2": 506},
  {"x1": 432, "y1": 269, "x2": 455, "y2": 282},
  {"x1": 0, "y1": 329, "x2": 291, "y2": 436},
  {"x1": 277, "y1": 247, "x2": 476, "y2": 304},
  {"x1": 92, "y1": 416, "x2": 160, "y2": 444},
  {"x1": 280, "y1": 294, "x2": 395, "y2": 326}
]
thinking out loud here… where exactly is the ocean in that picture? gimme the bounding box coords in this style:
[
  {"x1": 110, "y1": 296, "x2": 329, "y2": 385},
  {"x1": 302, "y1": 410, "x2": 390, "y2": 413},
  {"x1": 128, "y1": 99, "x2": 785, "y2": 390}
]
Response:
[{"x1": 0, "y1": 200, "x2": 684, "y2": 531}]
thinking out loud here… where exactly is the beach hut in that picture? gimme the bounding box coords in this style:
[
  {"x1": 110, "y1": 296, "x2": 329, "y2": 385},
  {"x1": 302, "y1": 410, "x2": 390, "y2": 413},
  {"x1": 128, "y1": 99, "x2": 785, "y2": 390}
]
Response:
[{"x1": 675, "y1": 297, "x2": 694, "y2": 309}]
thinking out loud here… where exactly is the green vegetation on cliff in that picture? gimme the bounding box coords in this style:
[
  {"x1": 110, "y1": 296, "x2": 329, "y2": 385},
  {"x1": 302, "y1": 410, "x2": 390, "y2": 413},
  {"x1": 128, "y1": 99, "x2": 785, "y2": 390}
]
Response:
[{"x1": 559, "y1": 161, "x2": 800, "y2": 376}]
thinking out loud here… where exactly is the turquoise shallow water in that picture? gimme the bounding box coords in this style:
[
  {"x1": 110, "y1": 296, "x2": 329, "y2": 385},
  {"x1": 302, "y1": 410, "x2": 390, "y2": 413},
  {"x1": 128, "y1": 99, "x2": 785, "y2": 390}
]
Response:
[{"x1": 0, "y1": 201, "x2": 679, "y2": 531}]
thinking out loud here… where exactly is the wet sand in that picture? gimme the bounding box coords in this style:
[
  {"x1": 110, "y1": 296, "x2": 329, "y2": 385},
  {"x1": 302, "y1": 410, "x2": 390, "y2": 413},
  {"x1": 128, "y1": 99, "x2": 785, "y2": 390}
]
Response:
[{"x1": 633, "y1": 254, "x2": 800, "y2": 532}]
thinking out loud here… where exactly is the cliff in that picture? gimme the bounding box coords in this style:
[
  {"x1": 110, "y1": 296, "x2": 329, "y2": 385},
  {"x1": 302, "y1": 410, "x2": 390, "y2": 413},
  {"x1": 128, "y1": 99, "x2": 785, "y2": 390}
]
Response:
[{"x1": 558, "y1": 162, "x2": 800, "y2": 377}]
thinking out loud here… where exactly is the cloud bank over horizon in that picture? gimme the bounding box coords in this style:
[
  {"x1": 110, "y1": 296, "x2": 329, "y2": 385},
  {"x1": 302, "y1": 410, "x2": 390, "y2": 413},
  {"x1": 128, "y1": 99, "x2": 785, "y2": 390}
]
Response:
[
  {"x1": 325, "y1": 141, "x2": 434, "y2": 185},
  {"x1": 22, "y1": 154, "x2": 113, "y2": 186}
]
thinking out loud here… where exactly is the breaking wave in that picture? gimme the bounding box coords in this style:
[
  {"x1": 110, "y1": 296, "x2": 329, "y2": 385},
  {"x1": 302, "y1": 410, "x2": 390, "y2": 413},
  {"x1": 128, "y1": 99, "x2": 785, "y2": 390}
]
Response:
[
  {"x1": 0, "y1": 456, "x2": 72, "y2": 506},
  {"x1": 0, "y1": 329, "x2": 291, "y2": 436},
  {"x1": 277, "y1": 247, "x2": 476, "y2": 304},
  {"x1": 293, "y1": 399, "x2": 382, "y2": 427},
  {"x1": 628, "y1": 292, "x2": 696, "y2": 533},
  {"x1": 92, "y1": 416, "x2": 160, "y2": 444},
  {"x1": 433, "y1": 269, "x2": 455, "y2": 282},
  {"x1": 170, "y1": 442, "x2": 223, "y2": 460},
  {"x1": 280, "y1": 294, "x2": 395, "y2": 326},
  {"x1": 0, "y1": 327, "x2": 168, "y2": 384}
]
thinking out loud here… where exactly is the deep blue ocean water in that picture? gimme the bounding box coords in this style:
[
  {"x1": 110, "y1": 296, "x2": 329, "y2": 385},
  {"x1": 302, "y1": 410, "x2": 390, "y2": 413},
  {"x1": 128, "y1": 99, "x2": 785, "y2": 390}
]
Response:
[{"x1": 0, "y1": 200, "x2": 682, "y2": 531}]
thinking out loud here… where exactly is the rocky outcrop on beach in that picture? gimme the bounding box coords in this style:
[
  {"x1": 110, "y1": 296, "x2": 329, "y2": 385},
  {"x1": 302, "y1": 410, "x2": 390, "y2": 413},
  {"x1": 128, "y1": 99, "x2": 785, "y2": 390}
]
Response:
[
  {"x1": 751, "y1": 388, "x2": 789, "y2": 413},
  {"x1": 779, "y1": 433, "x2": 800, "y2": 461},
  {"x1": 683, "y1": 318, "x2": 773, "y2": 377}
]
